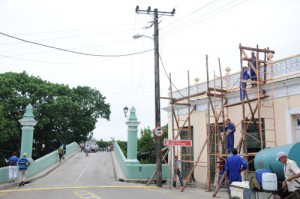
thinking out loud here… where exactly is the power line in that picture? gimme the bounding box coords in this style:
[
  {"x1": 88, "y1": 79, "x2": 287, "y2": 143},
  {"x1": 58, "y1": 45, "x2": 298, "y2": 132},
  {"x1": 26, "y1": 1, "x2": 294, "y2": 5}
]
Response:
[
  {"x1": 159, "y1": 53, "x2": 185, "y2": 98},
  {"x1": 11, "y1": 22, "x2": 143, "y2": 36},
  {"x1": 0, "y1": 31, "x2": 153, "y2": 57},
  {"x1": 0, "y1": 54, "x2": 118, "y2": 65},
  {"x1": 161, "y1": 0, "x2": 247, "y2": 38},
  {"x1": 162, "y1": 0, "x2": 219, "y2": 29},
  {"x1": 0, "y1": 28, "x2": 137, "y2": 46}
]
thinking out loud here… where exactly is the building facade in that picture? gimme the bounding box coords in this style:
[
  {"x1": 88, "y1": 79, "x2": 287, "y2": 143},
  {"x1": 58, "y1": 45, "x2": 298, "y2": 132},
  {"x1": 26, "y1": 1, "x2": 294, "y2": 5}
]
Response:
[{"x1": 164, "y1": 53, "x2": 300, "y2": 187}]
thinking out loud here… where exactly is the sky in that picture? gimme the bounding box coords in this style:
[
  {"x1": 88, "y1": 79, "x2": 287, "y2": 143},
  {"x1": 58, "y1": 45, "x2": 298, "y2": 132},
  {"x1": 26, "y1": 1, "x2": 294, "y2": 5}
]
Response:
[{"x1": 0, "y1": 0, "x2": 299, "y2": 141}]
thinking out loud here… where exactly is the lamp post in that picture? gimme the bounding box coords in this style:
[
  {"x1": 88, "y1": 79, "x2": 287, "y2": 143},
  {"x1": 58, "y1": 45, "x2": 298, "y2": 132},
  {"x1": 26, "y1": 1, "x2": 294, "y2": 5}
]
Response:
[{"x1": 123, "y1": 106, "x2": 129, "y2": 118}]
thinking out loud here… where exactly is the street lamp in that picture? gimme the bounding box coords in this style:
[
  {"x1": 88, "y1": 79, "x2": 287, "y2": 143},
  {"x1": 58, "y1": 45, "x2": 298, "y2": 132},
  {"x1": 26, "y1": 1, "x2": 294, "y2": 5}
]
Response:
[
  {"x1": 132, "y1": 34, "x2": 153, "y2": 40},
  {"x1": 123, "y1": 106, "x2": 129, "y2": 117}
]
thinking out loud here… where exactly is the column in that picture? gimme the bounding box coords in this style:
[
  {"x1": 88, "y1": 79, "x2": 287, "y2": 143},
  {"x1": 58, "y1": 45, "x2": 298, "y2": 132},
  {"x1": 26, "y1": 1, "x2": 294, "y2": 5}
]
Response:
[
  {"x1": 126, "y1": 107, "x2": 140, "y2": 164},
  {"x1": 19, "y1": 104, "x2": 37, "y2": 159}
]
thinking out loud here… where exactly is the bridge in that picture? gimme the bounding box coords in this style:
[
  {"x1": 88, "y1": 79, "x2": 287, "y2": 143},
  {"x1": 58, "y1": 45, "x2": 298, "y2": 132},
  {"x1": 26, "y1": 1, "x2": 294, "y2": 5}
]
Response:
[
  {"x1": 0, "y1": 101, "x2": 227, "y2": 198},
  {"x1": 0, "y1": 150, "x2": 226, "y2": 199}
]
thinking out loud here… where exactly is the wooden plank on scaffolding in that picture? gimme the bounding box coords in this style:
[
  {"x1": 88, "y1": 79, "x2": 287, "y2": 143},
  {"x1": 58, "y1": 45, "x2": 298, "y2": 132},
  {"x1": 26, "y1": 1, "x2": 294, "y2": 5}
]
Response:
[
  {"x1": 180, "y1": 138, "x2": 208, "y2": 192},
  {"x1": 239, "y1": 45, "x2": 275, "y2": 54},
  {"x1": 212, "y1": 171, "x2": 227, "y2": 197},
  {"x1": 173, "y1": 102, "x2": 191, "y2": 106},
  {"x1": 207, "y1": 92, "x2": 225, "y2": 98},
  {"x1": 146, "y1": 171, "x2": 156, "y2": 186},
  {"x1": 172, "y1": 91, "x2": 207, "y2": 103},
  {"x1": 174, "y1": 105, "x2": 196, "y2": 139},
  {"x1": 224, "y1": 95, "x2": 269, "y2": 107},
  {"x1": 208, "y1": 87, "x2": 227, "y2": 93}
]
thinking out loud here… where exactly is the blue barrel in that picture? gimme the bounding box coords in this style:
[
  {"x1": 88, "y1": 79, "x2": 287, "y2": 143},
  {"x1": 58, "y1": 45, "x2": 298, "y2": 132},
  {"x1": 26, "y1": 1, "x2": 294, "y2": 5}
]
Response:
[{"x1": 254, "y1": 142, "x2": 300, "y2": 181}]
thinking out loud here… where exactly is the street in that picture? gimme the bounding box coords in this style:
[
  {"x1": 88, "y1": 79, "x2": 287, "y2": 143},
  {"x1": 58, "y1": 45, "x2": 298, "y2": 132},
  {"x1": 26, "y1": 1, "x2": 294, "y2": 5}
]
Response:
[{"x1": 0, "y1": 152, "x2": 228, "y2": 199}]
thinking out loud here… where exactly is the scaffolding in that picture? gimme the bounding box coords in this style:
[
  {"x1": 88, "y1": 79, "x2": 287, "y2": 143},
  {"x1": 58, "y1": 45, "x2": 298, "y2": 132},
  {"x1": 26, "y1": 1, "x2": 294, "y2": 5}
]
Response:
[
  {"x1": 165, "y1": 45, "x2": 278, "y2": 195},
  {"x1": 237, "y1": 44, "x2": 277, "y2": 175},
  {"x1": 211, "y1": 44, "x2": 277, "y2": 195}
]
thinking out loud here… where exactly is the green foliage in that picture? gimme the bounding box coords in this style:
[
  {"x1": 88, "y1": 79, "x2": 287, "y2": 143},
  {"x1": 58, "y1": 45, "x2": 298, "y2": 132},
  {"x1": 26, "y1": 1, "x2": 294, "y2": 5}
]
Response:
[
  {"x1": 0, "y1": 72, "x2": 110, "y2": 164},
  {"x1": 137, "y1": 125, "x2": 169, "y2": 164},
  {"x1": 137, "y1": 127, "x2": 155, "y2": 164},
  {"x1": 117, "y1": 140, "x2": 127, "y2": 157}
]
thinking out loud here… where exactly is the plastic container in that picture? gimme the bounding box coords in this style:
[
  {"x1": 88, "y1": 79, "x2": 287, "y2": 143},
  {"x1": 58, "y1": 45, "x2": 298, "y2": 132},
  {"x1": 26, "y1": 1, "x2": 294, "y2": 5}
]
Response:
[
  {"x1": 255, "y1": 169, "x2": 272, "y2": 189},
  {"x1": 262, "y1": 173, "x2": 277, "y2": 191}
]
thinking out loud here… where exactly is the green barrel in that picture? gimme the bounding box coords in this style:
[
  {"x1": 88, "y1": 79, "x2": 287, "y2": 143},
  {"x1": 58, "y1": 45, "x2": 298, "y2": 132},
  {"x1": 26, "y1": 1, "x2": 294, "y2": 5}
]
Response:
[{"x1": 254, "y1": 143, "x2": 300, "y2": 181}]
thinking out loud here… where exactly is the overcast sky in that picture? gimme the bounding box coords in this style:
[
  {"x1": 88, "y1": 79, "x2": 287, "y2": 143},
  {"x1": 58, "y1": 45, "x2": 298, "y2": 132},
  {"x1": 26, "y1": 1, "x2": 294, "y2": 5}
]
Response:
[{"x1": 0, "y1": 0, "x2": 299, "y2": 141}]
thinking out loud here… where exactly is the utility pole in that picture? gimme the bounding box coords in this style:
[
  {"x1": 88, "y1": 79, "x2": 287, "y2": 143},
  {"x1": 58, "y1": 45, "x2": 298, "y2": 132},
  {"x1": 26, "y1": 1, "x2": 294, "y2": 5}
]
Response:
[{"x1": 135, "y1": 6, "x2": 175, "y2": 187}]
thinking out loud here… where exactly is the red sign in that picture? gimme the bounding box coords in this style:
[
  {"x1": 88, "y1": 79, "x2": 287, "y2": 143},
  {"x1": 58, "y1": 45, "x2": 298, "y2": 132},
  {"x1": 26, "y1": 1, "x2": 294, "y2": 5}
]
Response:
[{"x1": 163, "y1": 139, "x2": 192, "y2": 147}]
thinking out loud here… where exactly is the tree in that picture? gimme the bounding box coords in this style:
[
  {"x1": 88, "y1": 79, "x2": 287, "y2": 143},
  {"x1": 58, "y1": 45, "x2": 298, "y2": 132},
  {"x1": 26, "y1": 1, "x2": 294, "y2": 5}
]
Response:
[
  {"x1": 137, "y1": 125, "x2": 169, "y2": 164},
  {"x1": 0, "y1": 72, "x2": 110, "y2": 162},
  {"x1": 137, "y1": 127, "x2": 156, "y2": 163}
]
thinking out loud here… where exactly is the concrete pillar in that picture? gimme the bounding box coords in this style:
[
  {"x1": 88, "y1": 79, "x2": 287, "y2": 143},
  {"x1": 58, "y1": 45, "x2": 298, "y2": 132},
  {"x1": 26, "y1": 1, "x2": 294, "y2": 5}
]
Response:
[
  {"x1": 19, "y1": 104, "x2": 37, "y2": 160},
  {"x1": 126, "y1": 107, "x2": 140, "y2": 164}
]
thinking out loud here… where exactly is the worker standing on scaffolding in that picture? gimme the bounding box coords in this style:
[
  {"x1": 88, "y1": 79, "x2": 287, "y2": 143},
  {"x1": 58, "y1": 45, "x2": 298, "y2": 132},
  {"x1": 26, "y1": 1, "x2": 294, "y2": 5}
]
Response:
[
  {"x1": 225, "y1": 118, "x2": 236, "y2": 154},
  {"x1": 240, "y1": 66, "x2": 250, "y2": 101},
  {"x1": 249, "y1": 51, "x2": 257, "y2": 87}
]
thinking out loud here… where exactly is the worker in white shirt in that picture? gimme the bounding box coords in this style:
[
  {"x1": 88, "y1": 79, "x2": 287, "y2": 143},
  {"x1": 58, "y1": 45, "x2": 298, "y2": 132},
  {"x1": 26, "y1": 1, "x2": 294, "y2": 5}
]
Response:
[{"x1": 277, "y1": 152, "x2": 300, "y2": 198}]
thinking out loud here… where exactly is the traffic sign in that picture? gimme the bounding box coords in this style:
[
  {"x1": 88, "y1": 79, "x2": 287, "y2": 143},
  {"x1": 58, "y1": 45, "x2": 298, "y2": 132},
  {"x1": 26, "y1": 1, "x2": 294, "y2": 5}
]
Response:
[
  {"x1": 163, "y1": 139, "x2": 192, "y2": 147},
  {"x1": 154, "y1": 127, "x2": 164, "y2": 138}
]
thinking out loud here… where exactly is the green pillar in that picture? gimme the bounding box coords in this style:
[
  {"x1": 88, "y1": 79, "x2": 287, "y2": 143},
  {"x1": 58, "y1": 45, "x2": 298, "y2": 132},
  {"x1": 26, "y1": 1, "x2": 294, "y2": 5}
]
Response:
[
  {"x1": 19, "y1": 104, "x2": 37, "y2": 159},
  {"x1": 126, "y1": 107, "x2": 140, "y2": 164}
]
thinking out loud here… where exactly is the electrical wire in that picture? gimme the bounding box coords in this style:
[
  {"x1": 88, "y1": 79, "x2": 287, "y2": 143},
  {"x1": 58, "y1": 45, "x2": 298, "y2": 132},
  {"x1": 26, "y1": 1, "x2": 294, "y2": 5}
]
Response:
[
  {"x1": 0, "y1": 31, "x2": 153, "y2": 57},
  {"x1": 159, "y1": 53, "x2": 185, "y2": 98},
  {"x1": 0, "y1": 54, "x2": 120, "y2": 65},
  {"x1": 162, "y1": 0, "x2": 219, "y2": 29},
  {"x1": 0, "y1": 27, "x2": 137, "y2": 46},
  {"x1": 161, "y1": 0, "x2": 248, "y2": 38},
  {"x1": 11, "y1": 22, "x2": 143, "y2": 36}
]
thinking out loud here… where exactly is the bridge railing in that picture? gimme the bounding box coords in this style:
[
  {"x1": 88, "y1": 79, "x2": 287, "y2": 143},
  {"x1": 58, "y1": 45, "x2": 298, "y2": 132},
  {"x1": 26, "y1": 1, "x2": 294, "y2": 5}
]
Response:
[
  {"x1": 0, "y1": 142, "x2": 79, "y2": 184},
  {"x1": 113, "y1": 141, "x2": 169, "y2": 180}
]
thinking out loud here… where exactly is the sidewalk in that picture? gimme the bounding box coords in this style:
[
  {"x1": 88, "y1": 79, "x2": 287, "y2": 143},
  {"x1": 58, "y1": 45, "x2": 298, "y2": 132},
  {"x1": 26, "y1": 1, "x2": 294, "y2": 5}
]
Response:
[{"x1": 0, "y1": 152, "x2": 78, "y2": 190}]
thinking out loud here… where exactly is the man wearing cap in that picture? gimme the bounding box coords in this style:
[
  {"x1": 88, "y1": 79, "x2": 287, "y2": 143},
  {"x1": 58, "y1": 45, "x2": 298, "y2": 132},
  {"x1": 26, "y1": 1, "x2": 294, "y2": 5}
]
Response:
[{"x1": 277, "y1": 151, "x2": 300, "y2": 195}]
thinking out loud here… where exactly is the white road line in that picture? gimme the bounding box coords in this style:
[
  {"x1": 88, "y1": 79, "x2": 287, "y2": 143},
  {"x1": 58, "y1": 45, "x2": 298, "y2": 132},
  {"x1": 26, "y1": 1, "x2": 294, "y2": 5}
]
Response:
[{"x1": 73, "y1": 154, "x2": 93, "y2": 183}]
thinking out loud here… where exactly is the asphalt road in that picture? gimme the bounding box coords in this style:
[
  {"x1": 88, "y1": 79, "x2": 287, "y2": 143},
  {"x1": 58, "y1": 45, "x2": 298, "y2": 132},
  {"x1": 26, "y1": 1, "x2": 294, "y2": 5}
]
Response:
[{"x1": 0, "y1": 152, "x2": 228, "y2": 199}]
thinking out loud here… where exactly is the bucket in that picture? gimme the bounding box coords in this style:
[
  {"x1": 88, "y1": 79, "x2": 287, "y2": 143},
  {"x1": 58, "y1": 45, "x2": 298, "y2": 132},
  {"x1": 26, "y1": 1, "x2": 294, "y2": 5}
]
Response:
[{"x1": 262, "y1": 173, "x2": 277, "y2": 191}]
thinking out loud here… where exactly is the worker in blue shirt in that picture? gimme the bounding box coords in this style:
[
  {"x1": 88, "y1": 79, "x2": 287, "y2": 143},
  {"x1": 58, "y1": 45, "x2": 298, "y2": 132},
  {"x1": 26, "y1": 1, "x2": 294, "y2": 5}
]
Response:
[
  {"x1": 18, "y1": 153, "x2": 30, "y2": 186},
  {"x1": 240, "y1": 66, "x2": 250, "y2": 101},
  {"x1": 225, "y1": 118, "x2": 236, "y2": 154},
  {"x1": 249, "y1": 51, "x2": 257, "y2": 87},
  {"x1": 225, "y1": 148, "x2": 247, "y2": 185}
]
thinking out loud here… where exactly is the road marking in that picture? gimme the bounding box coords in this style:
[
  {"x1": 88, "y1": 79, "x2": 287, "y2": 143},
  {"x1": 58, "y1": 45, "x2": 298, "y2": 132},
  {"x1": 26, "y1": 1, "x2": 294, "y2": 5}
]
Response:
[
  {"x1": 0, "y1": 185, "x2": 158, "y2": 193},
  {"x1": 74, "y1": 154, "x2": 94, "y2": 183},
  {"x1": 144, "y1": 187, "x2": 191, "y2": 199},
  {"x1": 74, "y1": 190, "x2": 102, "y2": 199}
]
